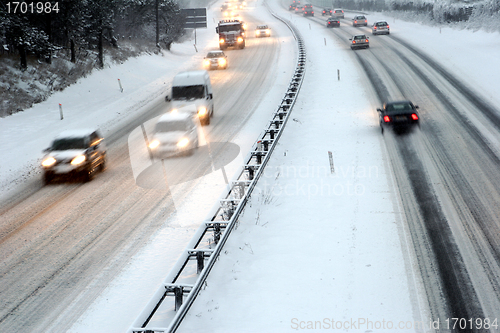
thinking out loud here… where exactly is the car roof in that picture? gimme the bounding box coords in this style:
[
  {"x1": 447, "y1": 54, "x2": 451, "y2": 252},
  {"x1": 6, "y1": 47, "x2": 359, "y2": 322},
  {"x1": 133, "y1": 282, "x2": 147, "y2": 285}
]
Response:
[
  {"x1": 55, "y1": 129, "x2": 99, "y2": 139},
  {"x1": 353, "y1": 34, "x2": 367, "y2": 38},
  {"x1": 158, "y1": 111, "x2": 193, "y2": 123}
]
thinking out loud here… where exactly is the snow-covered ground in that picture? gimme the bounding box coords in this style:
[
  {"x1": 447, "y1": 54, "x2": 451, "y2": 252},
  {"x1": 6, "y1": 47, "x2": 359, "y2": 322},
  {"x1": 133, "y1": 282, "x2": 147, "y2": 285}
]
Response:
[{"x1": 1, "y1": 0, "x2": 500, "y2": 331}]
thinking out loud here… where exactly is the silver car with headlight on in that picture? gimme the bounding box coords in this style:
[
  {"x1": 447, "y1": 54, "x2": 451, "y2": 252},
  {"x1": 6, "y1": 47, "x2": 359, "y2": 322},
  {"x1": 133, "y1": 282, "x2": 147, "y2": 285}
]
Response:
[
  {"x1": 203, "y1": 50, "x2": 228, "y2": 70},
  {"x1": 148, "y1": 112, "x2": 199, "y2": 158},
  {"x1": 41, "y1": 129, "x2": 106, "y2": 184}
]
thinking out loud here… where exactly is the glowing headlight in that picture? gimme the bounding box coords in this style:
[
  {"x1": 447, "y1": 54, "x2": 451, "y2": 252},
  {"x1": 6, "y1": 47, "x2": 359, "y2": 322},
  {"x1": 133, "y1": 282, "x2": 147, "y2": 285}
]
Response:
[
  {"x1": 224, "y1": 11, "x2": 228, "y2": 16},
  {"x1": 203, "y1": 59, "x2": 210, "y2": 67},
  {"x1": 149, "y1": 140, "x2": 160, "y2": 149},
  {"x1": 266, "y1": 29, "x2": 270, "y2": 34},
  {"x1": 171, "y1": 108, "x2": 178, "y2": 113},
  {"x1": 218, "y1": 58, "x2": 226, "y2": 65},
  {"x1": 42, "y1": 156, "x2": 56, "y2": 167},
  {"x1": 198, "y1": 106, "x2": 207, "y2": 116},
  {"x1": 71, "y1": 155, "x2": 86, "y2": 165},
  {"x1": 256, "y1": 31, "x2": 260, "y2": 36},
  {"x1": 177, "y1": 138, "x2": 189, "y2": 148},
  {"x1": 242, "y1": 23, "x2": 247, "y2": 30},
  {"x1": 219, "y1": 38, "x2": 225, "y2": 44},
  {"x1": 237, "y1": 37, "x2": 243, "y2": 42}
]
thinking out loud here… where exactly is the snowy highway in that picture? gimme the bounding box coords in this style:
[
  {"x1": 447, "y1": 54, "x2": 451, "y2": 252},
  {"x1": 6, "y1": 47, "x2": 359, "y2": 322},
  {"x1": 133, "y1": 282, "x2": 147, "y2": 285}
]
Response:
[
  {"x1": 1, "y1": 0, "x2": 500, "y2": 332},
  {"x1": 0, "y1": 5, "x2": 292, "y2": 332}
]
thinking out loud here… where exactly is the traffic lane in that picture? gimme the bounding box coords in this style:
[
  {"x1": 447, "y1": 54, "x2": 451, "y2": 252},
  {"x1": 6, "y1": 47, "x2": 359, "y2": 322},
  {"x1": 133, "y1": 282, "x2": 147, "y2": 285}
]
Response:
[{"x1": 0, "y1": 13, "x2": 282, "y2": 333}]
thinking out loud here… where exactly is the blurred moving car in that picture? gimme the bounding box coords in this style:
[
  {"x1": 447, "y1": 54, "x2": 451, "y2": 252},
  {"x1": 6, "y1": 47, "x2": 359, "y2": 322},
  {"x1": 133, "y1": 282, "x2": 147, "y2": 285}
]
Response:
[
  {"x1": 326, "y1": 17, "x2": 340, "y2": 28},
  {"x1": 203, "y1": 50, "x2": 228, "y2": 70},
  {"x1": 372, "y1": 21, "x2": 390, "y2": 35},
  {"x1": 148, "y1": 112, "x2": 199, "y2": 157},
  {"x1": 377, "y1": 100, "x2": 420, "y2": 134},
  {"x1": 302, "y1": 4, "x2": 314, "y2": 16},
  {"x1": 42, "y1": 129, "x2": 106, "y2": 184},
  {"x1": 289, "y1": 3, "x2": 296, "y2": 10},
  {"x1": 255, "y1": 25, "x2": 271, "y2": 37},
  {"x1": 333, "y1": 9, "x2": 344, "y2": 19},
  {"x1": 349, "y1": 35, "x2": 369, "y2": 49},
  {"x1": 322, "y1": 8, "x2": 332, "y2": 16},
  {"x1": 352, "y1": 15, "x2": 368, "y2": 26}
]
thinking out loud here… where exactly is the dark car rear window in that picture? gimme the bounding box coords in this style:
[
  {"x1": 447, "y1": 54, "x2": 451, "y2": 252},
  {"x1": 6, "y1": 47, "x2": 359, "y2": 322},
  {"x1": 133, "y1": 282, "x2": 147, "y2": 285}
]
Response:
[
  {"x1": 386, "y1": 102, "x2": 413, "y2": 112},
  {"x1": 376, "y1": 22, "x2": 388, "y2": 26}
]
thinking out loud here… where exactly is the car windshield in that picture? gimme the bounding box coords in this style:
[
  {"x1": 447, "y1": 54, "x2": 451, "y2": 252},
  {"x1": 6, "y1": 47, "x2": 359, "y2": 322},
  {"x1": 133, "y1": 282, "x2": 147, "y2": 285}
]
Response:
[
  {"x1": 172, "y1": 85, "x2": 204, "y2": 100},
  {"x1": 386, "y1": 102, "x2": 413, "y2": 112},
  {"x1": 376, "y1": 22, "x2": 387, "y2": 26},
  {"x1": 354, "y1": 35, "x2": 366, "y2": 40},
  {"x1": 155, "y1": 121, "x2": 188, "y2": 132},
  {"x1": 218, "y1": 24, "x2": 241, "y2": 32},
  {"x1": 257, "y1": 26, "x2": 268, "y2": 29},
  {"x1": 206, "y1": 52, "x2": 223, "y2": 58},
  {"x1": 51, "y1": 137, "x2": 88, "y2": 150}
]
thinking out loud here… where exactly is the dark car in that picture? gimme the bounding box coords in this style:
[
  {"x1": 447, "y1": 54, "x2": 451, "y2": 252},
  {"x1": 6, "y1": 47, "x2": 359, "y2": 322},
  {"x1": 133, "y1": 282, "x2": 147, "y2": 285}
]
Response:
[
  {"x1": 326, "y1": 17, "x2": 340, "y2": 28},
  {"x1": 289, "y1": 3, "x2": 296, "y2": 10},
  {"x1": 302, "y1": 4, "x2": 314, "y2": 16},
  {"x1": 352, "y1": 15, "x2": 368, "y2": 27},
  {"x1": 377, "y1": 101, "x2": 420, "y2": 134},
  {"x1": 41, "y1": 129, "x2": 107, "y2": 183},
  {"x1": 322, "y1": 8, "x2": 332, "y2": 16},
  {"x1": 349, "y1": 35, "x2": 369, "y2": 49}
]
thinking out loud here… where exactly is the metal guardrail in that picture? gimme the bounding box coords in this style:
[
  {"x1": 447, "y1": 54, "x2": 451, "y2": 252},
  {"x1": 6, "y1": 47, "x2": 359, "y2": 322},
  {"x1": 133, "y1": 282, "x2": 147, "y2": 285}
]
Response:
[{"x1": 128, "y1": 4, "x2": 306, "y2": 333}]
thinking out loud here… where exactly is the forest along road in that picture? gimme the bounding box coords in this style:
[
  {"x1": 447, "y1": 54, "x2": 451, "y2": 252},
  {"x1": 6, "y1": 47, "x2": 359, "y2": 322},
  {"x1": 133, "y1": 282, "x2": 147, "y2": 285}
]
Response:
[
  {"x1": 305, "y1": 9, "x2": 500, "y2": 331},
  {"x1": 0, "y1": 10, "x2": 286, "y2": 333}
]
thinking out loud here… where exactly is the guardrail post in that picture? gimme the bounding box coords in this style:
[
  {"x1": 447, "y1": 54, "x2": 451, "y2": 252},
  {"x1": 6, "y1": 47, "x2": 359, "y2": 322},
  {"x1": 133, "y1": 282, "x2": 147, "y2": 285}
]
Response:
[
  {"x1": 174, "y1": 287, "x2": 183, "y2": 311},
  {"x1": 196, "y1": 251, "x2": 204, "y2": 274},
  {"x1": 214, "y1": 223, "x2": 221, "y2": 244},
  {"x1": 263, "y1": 141, "x2": 269, "y2": 151},
  {"x1": 269, "y1": 129, "x2": 275, "y2": 139}
]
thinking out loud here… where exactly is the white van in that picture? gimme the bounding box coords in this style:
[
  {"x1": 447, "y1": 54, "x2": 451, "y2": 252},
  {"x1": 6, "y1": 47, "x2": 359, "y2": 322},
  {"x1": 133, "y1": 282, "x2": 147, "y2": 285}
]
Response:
[
  {"x1": 148, "y1": 112, "x2": 199, "y2": 157},
  {"x1": 166, "y1": 70, "x2": 214, "y2": 126}
]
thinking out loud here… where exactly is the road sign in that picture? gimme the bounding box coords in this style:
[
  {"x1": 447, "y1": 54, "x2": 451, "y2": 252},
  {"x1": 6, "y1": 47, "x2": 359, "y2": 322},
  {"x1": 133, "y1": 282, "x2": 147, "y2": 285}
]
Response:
[{"x1": 182, "y1": 8, "x2": 207, "y2": 29}]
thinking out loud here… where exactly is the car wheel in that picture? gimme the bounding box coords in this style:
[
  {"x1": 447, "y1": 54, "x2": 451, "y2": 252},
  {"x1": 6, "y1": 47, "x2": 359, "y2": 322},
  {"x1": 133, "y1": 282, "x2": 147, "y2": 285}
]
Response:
[
  {"x1": 44, "y1": 173, "x2": 53, "y2": 185},
  {"x1": 99, "y1": 156, "x2": 107, "y2": 172},
  {"x1": 82, "y1": 169, "x2": 92, "y2": 182}
]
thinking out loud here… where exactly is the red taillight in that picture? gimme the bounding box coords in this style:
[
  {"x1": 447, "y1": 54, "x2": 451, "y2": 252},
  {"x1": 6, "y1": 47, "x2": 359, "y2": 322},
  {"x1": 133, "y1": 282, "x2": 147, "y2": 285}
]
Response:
[
  {"x1": 383, "y1": 115, "x2": 391, "y2": 123},
  {"x1": 365, "y1": 39, "x2": 369, "y2": 42},
  {"x1": 352, "y1": 40, "x2": 356, "y2": 44},
  {"x1": 374, "y1": 26, "x2": 377, "y2": 30},
  {"x1": 387, "y1": 25, "x2": 390, "y2": 28},
  {"x1": 354, "y1": 20, "x2": 357, "y2": 23},
  {"x1": 364, "y1": 20, "x2": 367, "y2": 22},
  {"x1": 411, "y1": 113, "x2": 419, "y2": 120}
]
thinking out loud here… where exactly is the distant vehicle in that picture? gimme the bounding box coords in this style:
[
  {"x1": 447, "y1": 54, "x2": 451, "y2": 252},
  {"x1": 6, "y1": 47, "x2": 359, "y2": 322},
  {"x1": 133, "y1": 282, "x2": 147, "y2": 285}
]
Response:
[
  {"x1": 166, "y1": 70, "x2": 214, "y2": 126},
  {"x1": 349, "y1": 34, "x2": 369, "y2": 49},
  {"x1": 220, "y1": 2, "x2": 230, "y2": 11},
  {"x1": 289, "y1": 3, "x2": 296, "y2": 10},
  {"x1": 322, "y1": 8, "x2": 332, "y2": 16},
  {"x1": 353, "y1": 15, "x2": 368, "y2": 26},
  {"x1": 216, "y1": 19, "x2": 246, "y2": 49},
  {"x1": 294, "y1": 6, "x2": 301, "y2": 13},
  {"x1": 203, "y1": 50, "x2": 228, "y2": 70},
  {"x1": 255, "y1": 25, "x2": 271, "y2": 37},
  {"x1": 41, "y1": 129, "x2": 106, "y2": 184},
  {"x1": 333, "y1": 9, "x2": 344, "y2": 19},
  {"x1": 148, "y1": 112, "x2": 199, "y2": 157},
  {"x1": 372, "y1": 21, "x2": 390, "y2": 35},
  {"x1": 302, "y1": 4, "x2": 314, "y2": 16},
  {"x1": 377, "y1": 101, "x2": 420, "y2": 134},
  {"x1": 326, "y1": 17, "x2": 340, "y2": 28}
]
